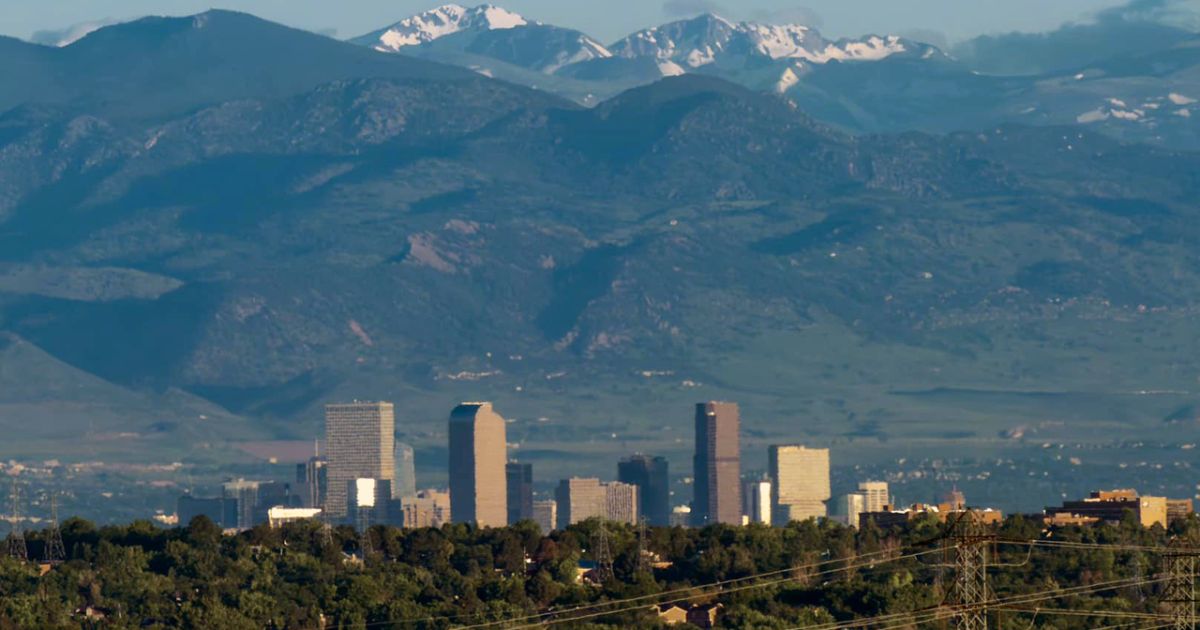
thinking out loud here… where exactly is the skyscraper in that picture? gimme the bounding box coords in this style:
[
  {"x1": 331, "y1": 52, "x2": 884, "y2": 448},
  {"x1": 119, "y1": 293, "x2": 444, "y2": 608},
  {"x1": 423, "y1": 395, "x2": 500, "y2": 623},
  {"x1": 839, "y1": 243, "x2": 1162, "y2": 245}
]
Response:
[
  {"x1": 618, "y1": 454, "x2": 671, "y2": 527},
  {"x1": 769, "y1": 445, "x2": 831, "y2": 525},
  {"x1": 743, "y1": 479, "x2": 772, "y2": 526},
  {"x1": 325, "y1": 402, "x2": 396, "y2": 519},
  {"x1": 448, "y1": 402, "x2": 508, "y2": 528},
  {"x1": 858, "y1": 481, "x2": 890, "y2": 513},
  {"x1": 222, "y1": 479, "x2": 261, "y2": 531},
  {"x1": 532, "y1": 499, "x2": 557, "y2": 533},
  {"x1": 693, "y1": 401, "x2": 741, "y2": 526},
  {"x1": 554, "y1": 478, "x2": 639, "y2": 528},
  {"x1": 838, "y1": 492, "x2": 868, "y2": 527},
  {"x1": 605, "y1": 481, "x2": 640, "y2": 525},
  {"x1": 296, "y1": 456, "x2": 327, "y2": 509},
  {"x1": 395, "y1": 442, "x2": 417, "y2": 499},
  {"x1": 506, "y1": 462, "x2": 534, "y2": 525}
]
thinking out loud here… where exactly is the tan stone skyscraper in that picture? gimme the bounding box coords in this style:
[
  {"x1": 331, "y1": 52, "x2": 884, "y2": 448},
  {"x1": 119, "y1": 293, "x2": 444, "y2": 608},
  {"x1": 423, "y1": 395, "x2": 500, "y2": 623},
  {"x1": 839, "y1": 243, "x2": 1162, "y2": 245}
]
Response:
[
  {"x1": 325, "y1": 402, "x2": 396, "y2": 519},
  {"x1": 769, "y1": 445, "x2": 831, "y2": 524},
  {"x1": 693, "y1": 401, "x2": 741, "y2": 526},
  {"x1": 448, "y1": 402, "x2": 508, "y2": 528}
]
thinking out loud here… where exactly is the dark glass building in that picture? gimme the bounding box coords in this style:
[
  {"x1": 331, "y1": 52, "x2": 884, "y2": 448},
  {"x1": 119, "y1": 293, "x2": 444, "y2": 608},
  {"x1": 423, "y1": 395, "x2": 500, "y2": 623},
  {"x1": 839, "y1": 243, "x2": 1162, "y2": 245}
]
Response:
[
  {"x1": 618, "y1": 454, "x2": 671, "y2": 527},
  {"x1": 506, "y1": 462, "x2": 534, "y2": 525}
]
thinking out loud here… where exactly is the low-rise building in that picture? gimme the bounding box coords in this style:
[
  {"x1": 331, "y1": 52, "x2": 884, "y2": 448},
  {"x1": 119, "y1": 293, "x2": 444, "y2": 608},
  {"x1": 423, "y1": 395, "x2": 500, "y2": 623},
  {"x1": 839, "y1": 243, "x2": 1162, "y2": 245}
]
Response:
[
  {"x1": 1044, "y1": 490, "x2": 1183, "y2": 528},
  {"x1": 400, "y1": 489, "x2": 452, "y2": 528},
  {"x1": 267, "y1": 507, "x2": 322, "y2": 528},
  {"x1": 860, "y1": 502, "x2": 1002, "y2": 530}
]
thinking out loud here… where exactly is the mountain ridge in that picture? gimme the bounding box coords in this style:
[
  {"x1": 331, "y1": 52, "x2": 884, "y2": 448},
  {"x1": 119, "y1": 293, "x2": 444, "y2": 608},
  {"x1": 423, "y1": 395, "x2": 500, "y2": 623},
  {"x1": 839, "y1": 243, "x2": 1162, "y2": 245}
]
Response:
[
  {"x1": 3, "y1": 10, "x2": 1200, "y2": 491},
  {"x1": 344, "y1": 3, "x2": 1200, "y2": 149}
]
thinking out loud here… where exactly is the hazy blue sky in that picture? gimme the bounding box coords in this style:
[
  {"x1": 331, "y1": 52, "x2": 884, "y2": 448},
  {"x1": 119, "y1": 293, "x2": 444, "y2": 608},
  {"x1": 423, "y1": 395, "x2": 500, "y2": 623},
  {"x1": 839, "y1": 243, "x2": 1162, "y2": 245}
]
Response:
[{"x1": 3, "y1": 0, "x2": 1185, "y2": 45}]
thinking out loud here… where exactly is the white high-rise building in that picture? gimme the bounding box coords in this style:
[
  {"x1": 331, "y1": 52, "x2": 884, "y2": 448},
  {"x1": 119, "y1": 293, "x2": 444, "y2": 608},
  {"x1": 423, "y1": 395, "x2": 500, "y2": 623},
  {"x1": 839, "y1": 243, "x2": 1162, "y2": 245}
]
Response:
[
  {"x1": 743, "y1": 479, "x2": 772, "y2": 526},
  {"x1": 838, "y1": 493, "x2": 868, "y2": 527},
  {"x1": 769, "y1": 445, "x2": 831, "y2": 525}
]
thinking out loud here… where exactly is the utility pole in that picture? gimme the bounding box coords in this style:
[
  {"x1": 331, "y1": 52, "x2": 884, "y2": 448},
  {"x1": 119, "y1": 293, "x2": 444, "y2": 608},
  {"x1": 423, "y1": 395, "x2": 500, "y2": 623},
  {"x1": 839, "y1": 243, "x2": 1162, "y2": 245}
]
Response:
[
  {"x1": 6, "y1": 478, "x2": 27, "y2": 562},
  {"x1": 1163, "y1": 536, "x2": 1198, "y2": 630},
  {"x1": 592, "y1": 523, "x2": 614, "y2": 585},
  {"x1": 44, "y1": 493, "x2": 66, "y2": 564},
  {"x1": 944, "y1": 511, "x2": 991, "y2": 630}
]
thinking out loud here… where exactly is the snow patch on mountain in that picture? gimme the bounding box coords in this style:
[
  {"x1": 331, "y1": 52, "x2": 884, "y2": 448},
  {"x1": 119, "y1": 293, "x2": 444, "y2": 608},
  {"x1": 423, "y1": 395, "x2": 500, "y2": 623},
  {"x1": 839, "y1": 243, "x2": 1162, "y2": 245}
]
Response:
[
  {"x1": 358, "y1": 4, "x2": 529, "y2": 52},
  {"x1": 744, "y1": 23, "x2": 817, "y2": 59},
  {"x1": 658, "y1": 61, "x2": 686, "y2": 77},
  {"x1": 1077, "y1": 109, "x2": 1110, "y2": 124},
  {"x1": 826, "y1": 36, "x2": 906, "y2": 62},
  {"x1": 775, "y1": 66, "x2": 802, "y2": 93}
]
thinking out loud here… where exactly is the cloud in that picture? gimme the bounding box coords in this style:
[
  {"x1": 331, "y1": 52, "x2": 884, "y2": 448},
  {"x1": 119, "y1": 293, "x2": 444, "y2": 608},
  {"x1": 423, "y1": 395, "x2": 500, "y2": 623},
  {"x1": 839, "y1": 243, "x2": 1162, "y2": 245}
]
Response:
[
  {"x1": 899, "y1": 28, "x2": 948, "y2": 50},
  {"x1": 952, "y1": 0, "x2": 1200, "y2": 75},
  {"x1": 748, "y1": 7, "x2": 824, "y2": 29},
  {"x1": 1094, "y1": 0, "x2": 1191, "y2": 25},
  {"x1": 661, "y1": 0, "x2": 728, "y2": 19},
  {"x1": 29, "y1": 19, "x2": 120, "y2": 47}
]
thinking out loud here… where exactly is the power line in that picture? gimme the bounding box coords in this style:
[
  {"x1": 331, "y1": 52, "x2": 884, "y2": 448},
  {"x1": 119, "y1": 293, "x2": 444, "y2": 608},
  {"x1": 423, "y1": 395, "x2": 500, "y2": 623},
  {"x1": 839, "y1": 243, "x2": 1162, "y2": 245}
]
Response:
[
  {"x1": 946, "y1": 511, "x2": 992, "y2": 630},
  {"x1": 798, "y1": 574, "x2": 1173, "y2": 630},
  {"x1": 445, "y1": 545, "x2": 934, "y2": 630},
  {"x1": 1162, "y1": 535, "x2": 1199, "y2": 630},
  {"x1": 491, "y1": 549, "x2": 947, "y2": 630},
  {"x1": 316, "y1": 534, "x2": 1198, "y2": 630}
]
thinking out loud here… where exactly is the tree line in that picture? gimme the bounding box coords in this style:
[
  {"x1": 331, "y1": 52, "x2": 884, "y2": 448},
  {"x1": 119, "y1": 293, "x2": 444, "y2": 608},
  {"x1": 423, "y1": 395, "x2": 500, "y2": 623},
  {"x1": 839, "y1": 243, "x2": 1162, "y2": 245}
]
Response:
[{"x1": 1, "y1": 510, "x2": 1197, "y2": 629}]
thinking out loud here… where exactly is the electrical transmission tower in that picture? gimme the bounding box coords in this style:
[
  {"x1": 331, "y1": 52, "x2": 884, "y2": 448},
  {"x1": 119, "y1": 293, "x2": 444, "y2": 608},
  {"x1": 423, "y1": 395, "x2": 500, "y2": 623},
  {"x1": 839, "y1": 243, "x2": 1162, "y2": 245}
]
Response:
[
  {"x1": 320, "y1": 513, "x2": 335, "y2": 550},
  {"x1": 1162, "y1": 536, "x2": 1198, "y2": 630},
  {"x1": 6, "y1": 478, "x2": 27, "y2": 562},
  {"x1": 44, "y1": 493, "x2": 66, "y2": 564},
  {"x1": 636, "y1": 516, "x2": 651, "y2": 575},
  {"x1": 360, "y1": 526, "x2": 376, "y2": 563},
  {"x1": 944, "y1": 511, "x2": 992, "y2": 630},
  {"x1": 591, "y1": 523, "x2": 614, "y2": 585}
]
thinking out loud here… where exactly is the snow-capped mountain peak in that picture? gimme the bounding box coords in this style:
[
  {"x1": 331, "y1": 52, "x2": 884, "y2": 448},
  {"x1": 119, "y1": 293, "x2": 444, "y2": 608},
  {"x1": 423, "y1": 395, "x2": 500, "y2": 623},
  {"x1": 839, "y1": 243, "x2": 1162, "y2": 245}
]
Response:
[
  {"x1": 611, "y1": 13, "x2": 742, "y2": 64},
  {"x1": 610, "y1": 14, "x2": 911, "y2": 70},
  {"x1": 353, "y1": 4, "x2": 530, "y2": 53}
]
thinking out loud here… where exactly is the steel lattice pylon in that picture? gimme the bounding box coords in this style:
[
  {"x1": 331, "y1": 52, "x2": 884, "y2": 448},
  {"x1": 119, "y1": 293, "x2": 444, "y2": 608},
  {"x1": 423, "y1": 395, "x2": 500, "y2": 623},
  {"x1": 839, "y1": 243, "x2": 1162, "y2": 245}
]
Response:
[
  {"x1": 6, "y1": 478, "x2": 27, "y2": 562},
  {"x1": 1162, "y1": 536, "x2": 1198, "y2": 630},
  {"x1": 636, "y1": 516, "x2": 650, "y2": 575},
  {"x1": 592, "y1": 523, "x2": 614, "y2": 585},
  {"x1": 44, "y1": 493, "x2": 67, "y2": 564},
  {"x1": 945, "y1": 511, "x2": 991, "y2": 630}
]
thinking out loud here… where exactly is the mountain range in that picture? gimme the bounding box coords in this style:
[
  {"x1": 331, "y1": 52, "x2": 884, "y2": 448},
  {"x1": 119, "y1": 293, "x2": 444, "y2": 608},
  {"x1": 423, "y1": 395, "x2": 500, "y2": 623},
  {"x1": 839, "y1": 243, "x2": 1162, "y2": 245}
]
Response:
[
  {"x1": 3, "y1": 8, "x2": 1200, "y2": 487},
  {"x1": 349, "y1": 4, "x2": 1200, "y2": 150}
]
